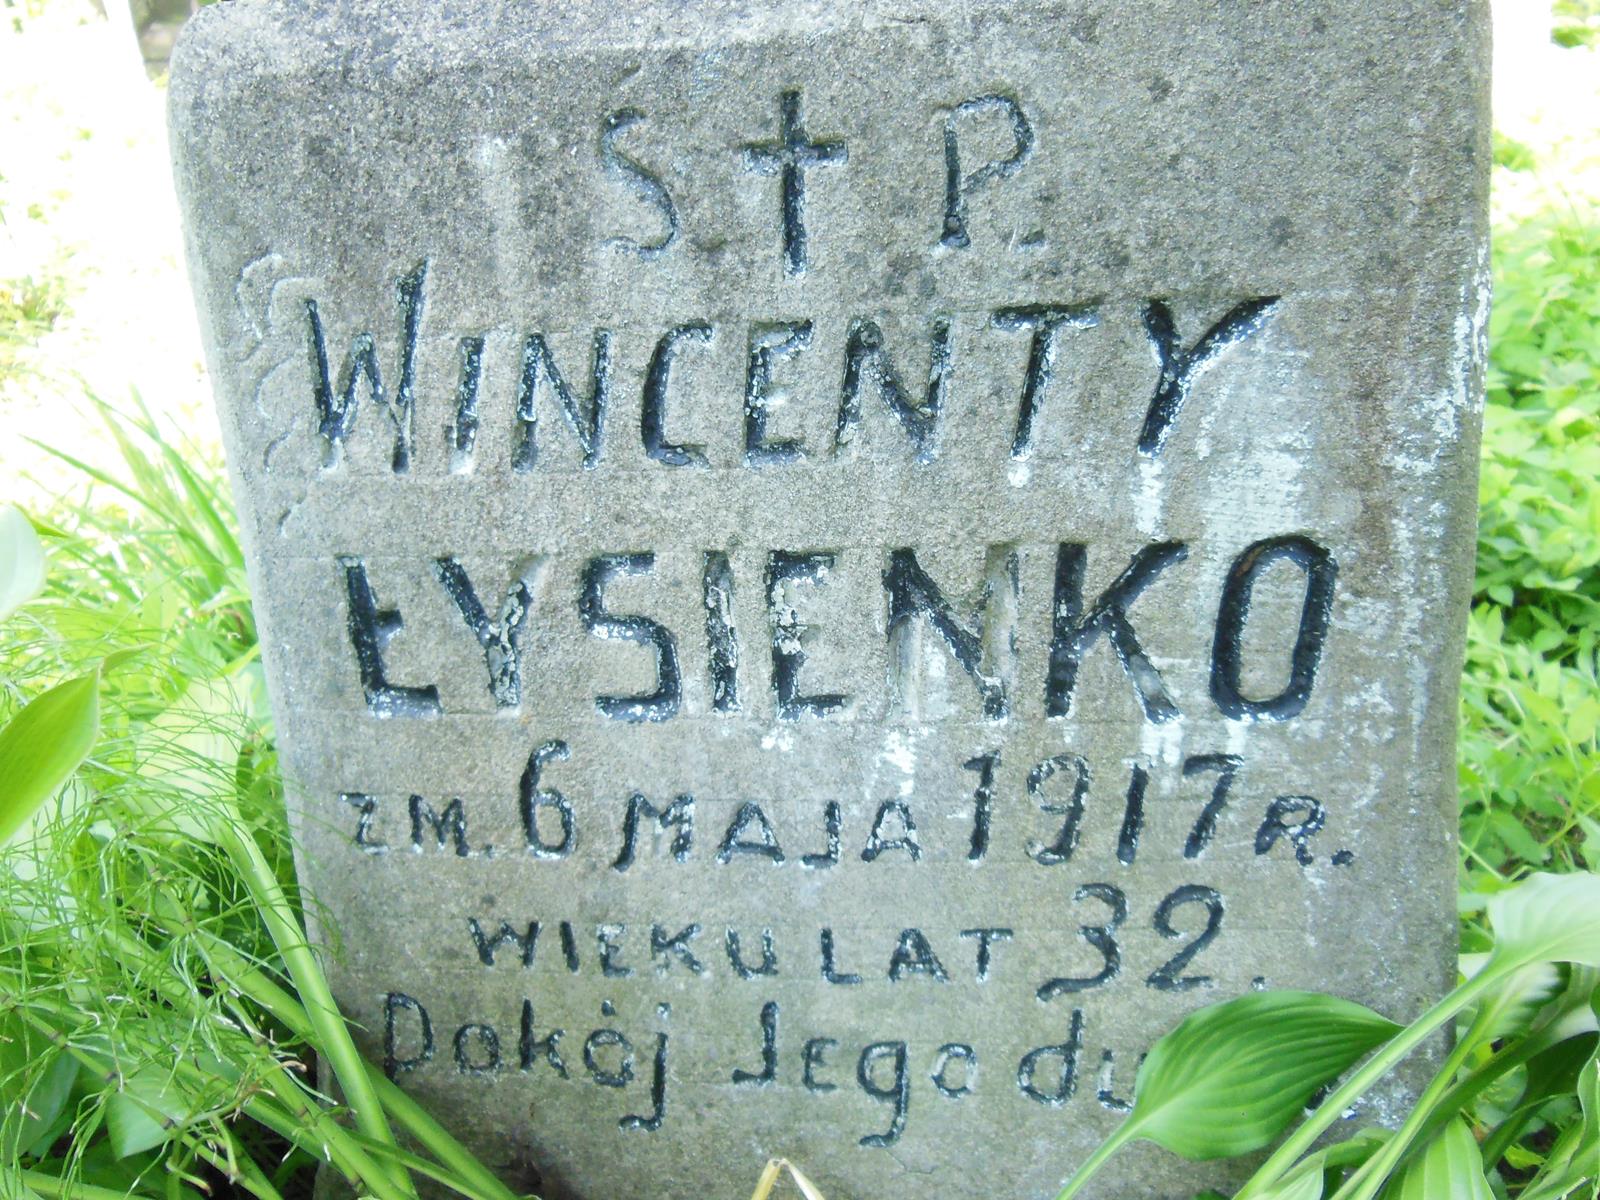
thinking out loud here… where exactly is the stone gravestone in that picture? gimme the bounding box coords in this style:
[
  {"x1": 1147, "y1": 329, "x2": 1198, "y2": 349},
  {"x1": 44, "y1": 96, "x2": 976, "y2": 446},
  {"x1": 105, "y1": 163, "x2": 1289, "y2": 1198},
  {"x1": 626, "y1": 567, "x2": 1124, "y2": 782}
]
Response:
[{"x1": 168, "y1": 3, "x2": 1488, "y2": 1198}]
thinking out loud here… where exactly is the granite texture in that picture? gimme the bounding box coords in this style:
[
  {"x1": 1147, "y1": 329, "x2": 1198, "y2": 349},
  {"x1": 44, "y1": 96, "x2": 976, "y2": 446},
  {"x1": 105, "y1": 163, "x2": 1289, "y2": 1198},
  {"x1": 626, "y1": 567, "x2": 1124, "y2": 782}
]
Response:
[{"x1": 168, "y1": 3, "x2": 1489, "y2": 1198}]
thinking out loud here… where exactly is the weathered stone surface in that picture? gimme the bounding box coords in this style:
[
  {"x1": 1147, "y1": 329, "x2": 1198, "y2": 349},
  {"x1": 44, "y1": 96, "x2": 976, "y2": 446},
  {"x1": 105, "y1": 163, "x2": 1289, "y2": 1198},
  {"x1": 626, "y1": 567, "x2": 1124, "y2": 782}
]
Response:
[{"x1": 168, "y1": 4, "x2": 1489, "y2": 1198}]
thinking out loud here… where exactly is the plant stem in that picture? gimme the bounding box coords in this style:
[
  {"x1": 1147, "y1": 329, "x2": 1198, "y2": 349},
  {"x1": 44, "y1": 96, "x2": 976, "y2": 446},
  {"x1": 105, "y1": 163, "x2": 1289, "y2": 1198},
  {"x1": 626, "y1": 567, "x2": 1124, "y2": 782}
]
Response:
[
  {"x1": 103, "y1": 926, "x2": 374, "y2": 1191},
  {"x1": 1405, "y1": 1024, "x2": 1555, "y2": 1159},
  {"x1": 1234, "y1": 964, "x2": 1505, "y2": 1200},
  {"x1": 16, "y1": 1170, "x2": 133, "y2": 1200},
  {"x1": 230, "y1": 1085, "x2": 414, "y2": 1200},
  {"x1": 194, "y1": 927, "x2": 522, "y2": 1200},
  {"x1": 190, "y1": 1135, "x2": 287, "y2": 1200},
  {"x1": 216, "y1": 822, "x2": 415, "y2": 1199},
  {"x1": 350, "y1": 1135, "x2": 517, "y2": 1200},
  {"x1": 1053, "y1": 1121, "x2": 1142, "y2": 1200},
  {"x1": 1331, "y1": 1004, "x2": 1496, "y2": 1200},
  {"x1": 9, "y1": 975, "x2": 402, "y2": 1200},
  {"x1": 1512, "y1": 1118, "x2": 1589, "y2": 1200}
]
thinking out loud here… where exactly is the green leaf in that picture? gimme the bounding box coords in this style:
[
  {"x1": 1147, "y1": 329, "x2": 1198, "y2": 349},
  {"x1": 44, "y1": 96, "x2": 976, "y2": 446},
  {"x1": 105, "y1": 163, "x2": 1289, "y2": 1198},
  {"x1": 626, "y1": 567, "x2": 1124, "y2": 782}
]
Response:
[
  {"x1": 1522, "y1": 1031, "x2": 1600, "y2": 1112},
  {"x1": 0, "y1": 1014, "x2": 79, "y2": 1159},
  {"x1": 1378, "y1": 1119, "x2": 1492, "y2": 1200},
  {"x1": 105, "y1": 1067, "x2": 190, "y2": 1159},
  {"x1": 0, "y1": 505, "x2": 46, "y2": 625},
  {"x1": 1488, "y1": 872, "x2": 1600, "y2": 969},
  {"x1": 1459, "y1": 954, "x2": 1563, "y2": 1038},
  {"x1": 1258, "y1": 1132, "x2": 1389, "y2": 1200},
  {"x1": 0, "y1": 671, "x2": 100, "y2": 846},
  {"x1": 1254, "y1": 1169, "x2": 1323, "y2": 1200},
  {"x1": 1520, "y1": 1058, "x2": 1600, "y2": 1200},
  {"x1": 1120, "y1": 991, "x2": 1400, "y2": 1160},
  {"x1": 0, "y1": 1170, "x2": 45, "y2": 1200}
]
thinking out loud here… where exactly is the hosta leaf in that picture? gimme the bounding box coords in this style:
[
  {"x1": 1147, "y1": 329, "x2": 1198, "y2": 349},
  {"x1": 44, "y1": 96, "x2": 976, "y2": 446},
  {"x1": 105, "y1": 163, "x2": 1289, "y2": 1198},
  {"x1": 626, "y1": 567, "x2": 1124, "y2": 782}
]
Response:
[
  {"x1": 1122, "y1": 991, "x2": 1400, "y2": 1160},
  {"x1": 1254, "y1": 1169, "x2": 1324, "y2": 1200},
  {"x1": 1378, "y1": 1119, "x2": 1492, "y2": 1200},
  {"x1": 1459, "y1": 954, "x2": 1563, "y2": 1038},
  {"x1": 1521, "y1": 1031, "x2": 1600, "y2": 1113},
  {"x1": 0, "y1": 505, "x2": 46, "y2": 626},
  {"x1": 0, "y1": 671, "x2": 100, "y2": 846},
  {"x1": 1488, "y1": 872, "x2": 1600, "y2": 969},
  {"x1": 1255, "y1": 1132, "x2": 1389, "y2": 1200}
]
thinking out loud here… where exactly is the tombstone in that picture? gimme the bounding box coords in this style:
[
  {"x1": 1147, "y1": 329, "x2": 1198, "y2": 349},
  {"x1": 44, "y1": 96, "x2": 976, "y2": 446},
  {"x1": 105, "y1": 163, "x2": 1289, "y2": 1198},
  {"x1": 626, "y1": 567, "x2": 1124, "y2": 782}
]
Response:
[{"x1": 168, "y1": 3, "x2": 1488, "y2": 1198}]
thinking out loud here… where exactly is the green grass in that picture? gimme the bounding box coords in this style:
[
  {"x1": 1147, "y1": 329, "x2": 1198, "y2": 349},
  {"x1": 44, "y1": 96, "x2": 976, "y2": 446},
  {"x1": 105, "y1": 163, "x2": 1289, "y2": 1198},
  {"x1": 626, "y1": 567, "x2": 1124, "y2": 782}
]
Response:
[
  {"x1": 1, "y1": 400, "x2": 520, "y2": 1200},
  {"x1": 1460, "y1": 208, "x2": 1600, "y2": 892}
]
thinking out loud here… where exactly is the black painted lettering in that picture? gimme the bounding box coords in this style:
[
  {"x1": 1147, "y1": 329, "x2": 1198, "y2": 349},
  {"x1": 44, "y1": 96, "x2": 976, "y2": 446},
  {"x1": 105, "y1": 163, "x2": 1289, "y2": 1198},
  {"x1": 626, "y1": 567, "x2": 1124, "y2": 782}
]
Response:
[
  {"x1": 558, "y1": 921, "x2": 581, "y2": 973},
  {"x1": 519, "y1": 1001, "x2": 568, "y2": 1076},
  {"x1": 598, "y1": 924, "x2": 635, "y2": 978},
  {"x1": 650, "y1": 923, "x2": 706, "y2": 975},
  {"x1": 962, "y1": 752, "x2": 999, "y2": 862},
  {"x1": 1028, "y1": 754, "x2": 1090, "y2": 866},
  {"x1": 766, "y1": 551, "x2": 849, "y2": 718},
  {"x1": 601, "y1": 108, "x2": 679, "y2": 261},
  {"x1": 834, "y1": 319, "x2": 950, "y2": 462},
  {"x1": 612, "y1": 792, "x2": 694, "y2": 871},
  {"x1": 409, "y1": 795, "x2": 469, "y2": 856},
  {"x1": 740, "y1": 90, "x2": 847, "y2": 277},
  {"x1": 1182, "y1": 753, "x2": 1242, "y2": 859},
  {"x1": 1211, "y1": 535, "x2": 1338, "y2": 721},
  {"x1": 942, "y1": 95, "x2": 1033, "y2": 249},
  {"x1": 820, "y1": 928, "x2": 863, "y2": 986},
  {"x1": 1147, "y1": 885, "x2": 1224, "y2": 991},
  {"x1": 888, "y1": 928, "x2": 949, "y2": 982},
  {"x1": 1255, "y1": 796, "x2": 1327, "y2": 866},
  {"x1": 732, "y1": 1001, "x2": 779, "y2": 1086},
  {"x1": 584, "y1": 1027, "x2": 635, "y2": 1088},
  {"x1": 449, "y1": 334, "x2": 483, "y2": 472},
  {"x1": 1046, "y1": 542, "x2": 1187, "y2": 723},
  {"x1": 744, "y1": 322, "x2": 811, "y2": 465},
  {"x1": 1139, "y1": 297, "x2": 1281, "y2": 456},
  {"x1": 991, "y1": 305, "x2": 1099, "y2": 457},
  {"x1": 885, "y1": 546, "x2": 1016, "y2": 719},
  {"x1": 1017, "y1": 1010, "x2": 1085, "y2": 1106},
  {"x1": 861, "y1": 799, "x2": 921, "y2": 863},
  {"x1": 802, "y1": 801, "x2": 842, "y2": 869},
  {"x1": 468, "y1": 918, "x2": 539, "y2": 967},
  {"x1": 856, "y1": 1041, "x2": 910, "y2": 1148},
  {"x1": 520, "y1": 740, "x2": 576, "y2": 859},
  {"x1": 803, "y1": 1037, "x2": 839, "y2": 1093},
  {"x1": 1096, "y1": 1048, "x2": 1139, "y2": 1113},
  {"x1": 454, "y1": 1024, "x2": 501, "y2": 1076},
  {"x1": 960, "y1": 928, "x2": 1013, "y2": 982},
  {"x1": 1117, "y1": 764, "x2": 1149, "y2": 866},
  {"x1": 703, "y1": 551, "x2": 741, "y2": 711},
  {"x1": 515, "y1": 331, "x2": 612, "y2": 471},
  {"x1": 339, "y1": 557, "x2": 442, "y2": 719},
  {"x1": 433, "y1": 556, "x2": 537, "y2": 710},
  {"x1": 726, "y1": 928, "x2": 779, "y2": 979},
  {"x1": 581, "y1": 553, "x2": 681, "y2": 723},
  {"x1": 717, "y1": 801, "x2": 786, "y2": 864},
  {"x1": 643, "y1": 323, "x2": 711, "y2": 467},
  {"x1": 306, "y1": 261, "x2": 426, "y2": 472},
  {"x1": 1037, "y1": 883, "x2": 1125, "y2": 1000},
  {"x1": 383, "y1": 992, "x2": 434, "y2": 1080},
  {"x1": 931, "y1": 1044, "x2": 977, "y2": 1099},
  {"x1": 343, "y1": 792, "x2": 387, "y2": 854},
  {"x1": 620, "y1": 1005, "x2": 670, "y2": 1132}
]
